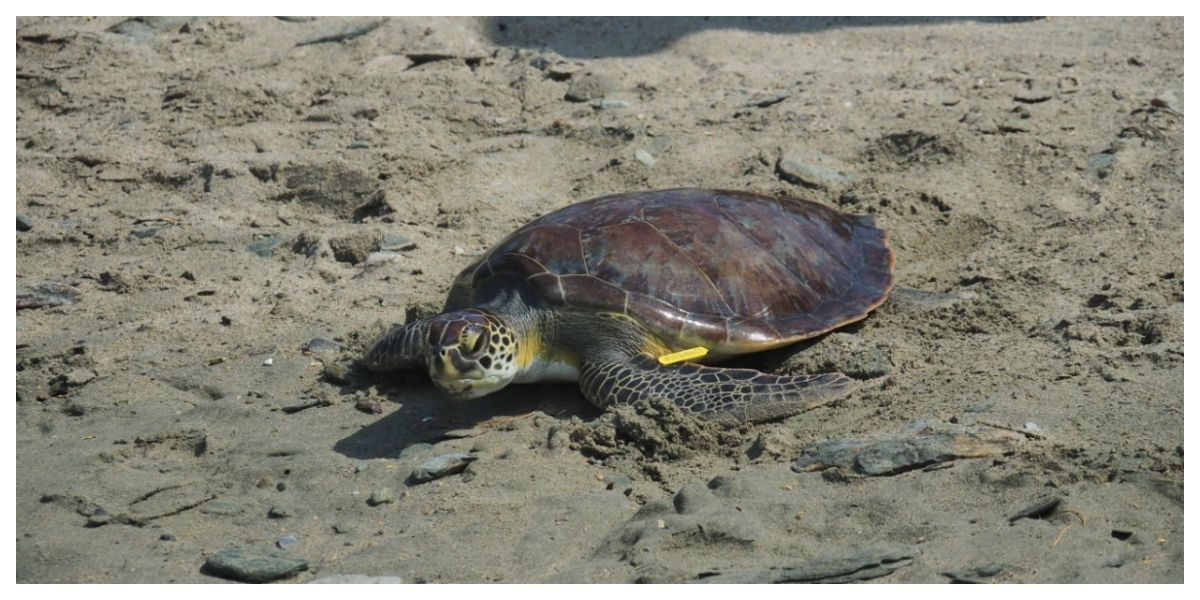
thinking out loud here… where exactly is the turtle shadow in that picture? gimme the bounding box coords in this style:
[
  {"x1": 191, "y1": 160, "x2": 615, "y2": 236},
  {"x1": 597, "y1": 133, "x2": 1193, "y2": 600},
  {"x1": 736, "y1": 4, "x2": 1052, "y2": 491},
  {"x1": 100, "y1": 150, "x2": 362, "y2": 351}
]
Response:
[
  {"x1": 332, "y1": 372, "x2": 599, "y2": 460},
  {"x1": 485, "y1": 16, "x2": 1043, "y2": 59}
]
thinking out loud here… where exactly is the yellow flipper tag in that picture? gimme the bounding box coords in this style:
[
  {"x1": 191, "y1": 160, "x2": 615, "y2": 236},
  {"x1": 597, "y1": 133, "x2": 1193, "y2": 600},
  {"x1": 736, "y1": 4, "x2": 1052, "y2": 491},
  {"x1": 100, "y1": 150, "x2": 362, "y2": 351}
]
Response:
[{"x1": 657, "y1": 346, "x2": 708, "y2": 366}]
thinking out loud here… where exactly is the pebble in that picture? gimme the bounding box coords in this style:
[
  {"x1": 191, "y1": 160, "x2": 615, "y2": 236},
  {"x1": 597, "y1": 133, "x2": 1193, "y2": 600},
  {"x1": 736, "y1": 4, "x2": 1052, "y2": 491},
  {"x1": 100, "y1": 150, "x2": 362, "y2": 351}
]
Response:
[
  {"x1": 596, "y1": 98, "x2": 631, "y2": 110},
  {"x1": 368, "y1": 488, "x2": 395, "y2": 506},
  {"x1": 941, "y1": 563, "x2": 1006, "y2": 583},
  {"x1": 246, "y1": 236, "x2": 281, "y2": 258},
  {"x1": 200, "y1": 500, "x2": 244, "y2": 516},
  {"x1": 378, "y1": 233, "x2": 418, "y2": 252},
  {"x1": 304, "y1": 337, "x2": 339, "y2": 354},
  {"x1": 1151, "y1": 90, "x2": 1182, "y2": 114},
  {"x1": 159, "y1": 533, "x2": 176, "y2": 541},
  {"x1": 276, "y1": 534, "x2": 298, "y2": 550},
  {"x1": 1007, "y1": 495, "x2": 1062, "y2": 523},
  {"x1": 365, "y1": 251, "x2": 400, "y2": 265},
  {"x1": 17, "y1": 214, "x2": 32, "y2": 231},
  {"x1": 16, "y1": 282, "x2": 80, "y2": 310},
  {"x1": 565, "y1": 71, "x2": 618, "y2": 102},
  {"x1": 397, "y1": 443, "x2": 435, "y2": 461},
  {"x1": 331, "y1": 523, "x2": 356, "y2": 535},
  {"x1": 267, "y1": 505, "x2": 294, "y2": 519},
  {"x1": 309, "y1": 575, "x2": 404, "y2": 584},
  {"x1": 322, "y1": 361, "x2": 352, "y2": 384},
  {"x1": 603, "y1": 473, "x2": 634, "y2": 493},
  {"x1": 262, "y1": 357, "x2": 274, "y2": 366},
  {"x1": 354, "y1": 397, "x2": 383, "y2": 414},
  {"x1": 697, "y1": 544, "x2": 919, "y2": 583},
  {"x1": 408, "y1": 453, "x2": 477, "y2": 484},
  {"x1": 634, "y1": 149, "x2": 656, "y2": 167},
  {"x1": 745, "y1": 91, "x2": 790, "y2": 108},
  {"x1": 442, "y1": 428, "x2": 484, "y2": 439},
  {"x1": 204, "y1": 545, "x2": 308, "y2": 583},
  {"x1": 85, "y1": 508, "x2": 112, "y2": 527},
  {"x1": 776, "y1": 148, "x2": 858, "y2": 190},
  {"x1": 793, "y1": 425, "x2": 1020, "y2": 476}
]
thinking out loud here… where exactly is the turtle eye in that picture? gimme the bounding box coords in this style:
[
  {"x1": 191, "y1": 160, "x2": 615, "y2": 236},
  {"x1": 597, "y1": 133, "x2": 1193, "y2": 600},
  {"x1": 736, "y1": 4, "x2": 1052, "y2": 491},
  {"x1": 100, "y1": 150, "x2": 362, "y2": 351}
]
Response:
[{"x1": 461, "y1": 326, "x2": 486, "y2": 355}]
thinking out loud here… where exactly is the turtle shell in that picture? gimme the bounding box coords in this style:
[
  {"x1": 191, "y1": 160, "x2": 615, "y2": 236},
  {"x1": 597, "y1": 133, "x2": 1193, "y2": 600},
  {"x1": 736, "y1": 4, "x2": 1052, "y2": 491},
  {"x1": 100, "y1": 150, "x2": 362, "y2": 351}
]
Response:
[{"x1": 445, "y1": 188, "x2": 894, "y2": 355}]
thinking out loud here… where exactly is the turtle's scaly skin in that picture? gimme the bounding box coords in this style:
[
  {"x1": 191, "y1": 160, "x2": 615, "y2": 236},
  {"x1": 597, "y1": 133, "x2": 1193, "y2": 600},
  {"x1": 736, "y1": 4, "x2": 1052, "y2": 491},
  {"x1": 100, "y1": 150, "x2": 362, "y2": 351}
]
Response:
[{"x1": 365, "y1": 188, "x2": 894, "y2": 422}]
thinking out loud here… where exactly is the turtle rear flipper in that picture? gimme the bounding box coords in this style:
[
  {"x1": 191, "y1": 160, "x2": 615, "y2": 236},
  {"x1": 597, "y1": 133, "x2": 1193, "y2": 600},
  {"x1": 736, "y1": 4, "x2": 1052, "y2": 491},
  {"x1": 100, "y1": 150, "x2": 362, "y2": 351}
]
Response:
[{"x1": 579, "y1": 353, "x2": 855, "y2": 423}]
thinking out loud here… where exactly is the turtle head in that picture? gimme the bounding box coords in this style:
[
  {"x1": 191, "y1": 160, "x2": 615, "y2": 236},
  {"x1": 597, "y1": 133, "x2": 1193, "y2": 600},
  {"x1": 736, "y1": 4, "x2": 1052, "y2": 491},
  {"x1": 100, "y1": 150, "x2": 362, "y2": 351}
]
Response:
[{"x1": 425, "y1": 310, "x2": 520, "y2": 399}]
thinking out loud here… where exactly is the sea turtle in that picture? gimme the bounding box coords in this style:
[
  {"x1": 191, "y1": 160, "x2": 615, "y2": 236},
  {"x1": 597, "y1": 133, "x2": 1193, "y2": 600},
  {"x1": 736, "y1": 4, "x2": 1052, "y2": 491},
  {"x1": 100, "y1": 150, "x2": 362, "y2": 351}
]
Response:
[{"x1": 365, "y1": 188, "x2": 894, "y2": 422}]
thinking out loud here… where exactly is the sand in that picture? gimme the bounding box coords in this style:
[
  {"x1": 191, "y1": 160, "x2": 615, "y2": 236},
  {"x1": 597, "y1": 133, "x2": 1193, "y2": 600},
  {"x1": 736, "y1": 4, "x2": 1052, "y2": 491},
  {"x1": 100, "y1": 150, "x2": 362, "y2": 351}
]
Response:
[{"x1": 15, "y1": 16, "x2": 1182, "y2": 583}]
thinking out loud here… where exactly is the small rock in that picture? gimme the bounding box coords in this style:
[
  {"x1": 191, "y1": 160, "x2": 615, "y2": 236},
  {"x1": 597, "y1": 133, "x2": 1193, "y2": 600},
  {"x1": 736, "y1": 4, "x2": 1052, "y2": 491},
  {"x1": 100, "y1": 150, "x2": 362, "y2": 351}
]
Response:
[
  {"x1": 793, "y1": 423, "x2": 1022, "y2": 476},
  {"x1": 204, "y1": 545, "x2": 308, "y2": 583},
  {"x1": 329, "y1": 230, "x2": 384, "y2": 265},
  {"x1": 1151, "y1": 90, "x2": 1182, "y2": 114},
  {"x1": 776, "y1": 147, "x2": 858, "y2": 191},
  {"x1": 63, "y1": 367, "x2": 98, "y2": 388},
  {"x1": 354, "y1": 396, "x2": 383, "y2": 414},
  {"x1": 247, "y1": 236, "x2": 281, "y2": 258},
  {"x1": 941, "y1": 563, "x2": 1005, "y2": 583},
  {"x1": 365, "y1": 251, "x2": 400, "y2": 266},
  {"x1": 1013, "y1": 87, "x2": 1053, "y2": 103},
  {"x1": 596, "y1": 98, "x2": 631, "y2": 110},
  {"x1": 309, "y1": 574, "x2": 404, "y2": 584},
  {"x1": 603, "y1": 473, "x2": 633, "y2": 493},
  {"x1": 332, "y1": 523, "x2": 356, "y2": 534},
  {"x1": 745, "y1": 91, "x2": 790, "y2": 108},
  {"x1": 303, "y1": 337, "x2": 339, "y2": 354},
  {"x1": 634, "y1": 149, "x2": 656, "y2": 167},
  {"x1": 408, "y1": 453, "x2": 477, "y2": 484},
  {"x1": 200, "y1": 500, "x2": 244, "y2": 516},
  {"x1": 322, "y1": 361, "x2": 352, "y2": 384},
  {"x1": 1007, "y1": 495, "x2": 1062, "y2": 523},
  {"x1": 697, "y1": 544, "x2": 919, "y2": 583},
  {"x1": 442, "y1": 428, "x2": 484, "y2": 439},
  {"x1": 262, "y1": 357, "x2": 274, "y2": 366},
  {"x1": 276, "y1": 534, "x2": 298, "y2": 550},
  {"x1": 378, "y1": 233, "x2": 417, "y2": 252},
  {"x1": 1087, "y1": 150, "x2": 1116, "y2": 176},
  {"x1": 397, "y1": 443, "x2": 435, "y2": 461},
  {"x1": 267, "y1": 505, "x2": 294, "y2": 519},
  {"x1": 85, "y1": 508, "x2": 112, "y2": 527},
  {"x1": 17, "y1": 214, "x2": 32, "y2": 231},
  {"x1": 17, "y1": 282, "x2": 80, "y2": 310},
  {"x1": 565, "y1": 71, "x2": 618, "y2": 102},
  {"x1": 160, "y1": 533, "x2": 176, "y2": 541},
  {"x1": 367, "y1": 488, "x2": 395, "y2": 506}
]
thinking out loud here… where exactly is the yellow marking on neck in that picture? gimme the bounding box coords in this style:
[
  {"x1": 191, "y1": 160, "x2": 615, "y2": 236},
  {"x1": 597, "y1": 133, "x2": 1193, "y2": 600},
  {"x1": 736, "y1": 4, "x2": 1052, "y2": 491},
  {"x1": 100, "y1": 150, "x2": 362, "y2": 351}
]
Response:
[
  {"x1": 657, "y1": 346, "x2": 708, "y2": 366},
  {"x1": 515, "y1": 327, "x2": 540, "y2": 369}
]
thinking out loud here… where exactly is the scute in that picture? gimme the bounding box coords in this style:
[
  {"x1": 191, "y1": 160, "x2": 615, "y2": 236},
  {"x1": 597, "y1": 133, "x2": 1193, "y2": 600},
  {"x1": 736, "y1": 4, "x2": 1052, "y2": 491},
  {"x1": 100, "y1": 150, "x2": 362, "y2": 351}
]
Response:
[{"x1": 451, "y1": 188, "x2": 895, "y2": 354}]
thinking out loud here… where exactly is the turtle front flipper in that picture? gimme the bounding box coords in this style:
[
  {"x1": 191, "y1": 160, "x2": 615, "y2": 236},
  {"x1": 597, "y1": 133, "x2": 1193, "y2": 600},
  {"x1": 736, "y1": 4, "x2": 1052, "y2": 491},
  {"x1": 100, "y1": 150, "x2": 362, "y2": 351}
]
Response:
[
  {"x1": 578, "y1": 353, "x2": 855, "y2": 423},
  {"x1": 363, "y1": 319, "x2": 432, "y2": 372}
]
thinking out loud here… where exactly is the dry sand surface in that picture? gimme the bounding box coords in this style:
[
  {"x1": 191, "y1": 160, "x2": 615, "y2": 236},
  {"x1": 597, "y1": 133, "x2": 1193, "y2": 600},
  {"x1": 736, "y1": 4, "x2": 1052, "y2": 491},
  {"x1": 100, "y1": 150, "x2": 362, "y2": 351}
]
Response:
[{"x1": 15, "y1": 16, "x2": 1183, "y2": 583}]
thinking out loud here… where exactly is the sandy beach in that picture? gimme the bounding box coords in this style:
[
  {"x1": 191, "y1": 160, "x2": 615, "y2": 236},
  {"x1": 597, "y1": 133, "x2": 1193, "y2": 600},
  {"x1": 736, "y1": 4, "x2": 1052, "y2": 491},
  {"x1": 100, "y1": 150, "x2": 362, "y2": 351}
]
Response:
[{"x1": 15, "y1": 16, "x2": 1183, "y2": 583}]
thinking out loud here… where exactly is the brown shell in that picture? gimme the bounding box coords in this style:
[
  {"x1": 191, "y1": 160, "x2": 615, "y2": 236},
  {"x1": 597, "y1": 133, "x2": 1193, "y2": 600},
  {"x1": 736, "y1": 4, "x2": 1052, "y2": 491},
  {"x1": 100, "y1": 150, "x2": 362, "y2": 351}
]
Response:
[{"x1": 446, "y1": 188, "x2": 895, "y2": 354}]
